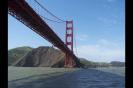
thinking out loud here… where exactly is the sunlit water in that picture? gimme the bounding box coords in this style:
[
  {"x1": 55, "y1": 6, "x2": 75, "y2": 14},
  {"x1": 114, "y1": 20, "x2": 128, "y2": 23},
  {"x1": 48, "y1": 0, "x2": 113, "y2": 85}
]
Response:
[{"x1": 8, "y1": 68, "x2": 125, "y2": 88}]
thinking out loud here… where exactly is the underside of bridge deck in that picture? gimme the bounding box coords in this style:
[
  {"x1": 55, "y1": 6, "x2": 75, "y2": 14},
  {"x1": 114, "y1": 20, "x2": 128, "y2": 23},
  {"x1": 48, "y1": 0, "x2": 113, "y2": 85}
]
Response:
[{"x1": 8, "y1": 0, "x2": 81, "y2": 67}]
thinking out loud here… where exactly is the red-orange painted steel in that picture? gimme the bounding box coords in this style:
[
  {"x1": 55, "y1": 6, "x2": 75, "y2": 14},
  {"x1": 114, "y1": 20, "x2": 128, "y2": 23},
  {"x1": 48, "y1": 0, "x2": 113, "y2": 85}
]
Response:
[
  {"x1": 8, "y1": 0, "x2": 80, "y2": 67},
  {"x1": 65, "y1": 21, "x2": 76, "y2": 67}
]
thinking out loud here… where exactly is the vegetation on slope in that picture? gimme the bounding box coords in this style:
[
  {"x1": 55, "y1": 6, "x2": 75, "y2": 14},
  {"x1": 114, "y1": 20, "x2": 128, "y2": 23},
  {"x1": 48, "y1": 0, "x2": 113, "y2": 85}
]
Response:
[
  {"x1": 79, "y1": 58, "x2": 111, "y2": 68},
  {"x1": 80, "y1": 58, "x2": 125, "y2": 68},
  {"x1": 14, "y1": 46, "x2": 65, "y2": 67},
  {"x1": 8, "y1": 46, "x2": 33, "y2": 65},
  {"x1": 110, "y1": 61, "x2": 125, "y2": 67},
  {"x1": 8, "y1": 46, "x2": 125, "y2": 68}
]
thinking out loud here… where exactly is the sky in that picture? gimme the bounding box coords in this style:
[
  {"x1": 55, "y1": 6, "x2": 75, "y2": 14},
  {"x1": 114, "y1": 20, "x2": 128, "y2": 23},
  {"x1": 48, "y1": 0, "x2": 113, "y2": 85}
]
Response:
[{"x1": 8, "y1": 0, "x2": 125, "y2": 62}]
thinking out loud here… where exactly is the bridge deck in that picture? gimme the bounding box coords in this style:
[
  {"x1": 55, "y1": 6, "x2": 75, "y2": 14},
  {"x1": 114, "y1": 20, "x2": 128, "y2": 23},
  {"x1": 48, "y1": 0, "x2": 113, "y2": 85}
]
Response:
[{"x1": 8, "y1": 0, "x2": 80, "y2": 67}]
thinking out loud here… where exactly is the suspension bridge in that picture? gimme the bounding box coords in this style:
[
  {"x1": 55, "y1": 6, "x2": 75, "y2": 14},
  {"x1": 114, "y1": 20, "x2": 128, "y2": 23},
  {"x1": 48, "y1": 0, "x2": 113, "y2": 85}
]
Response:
[{"x1": 8, "y1": 0, "x2": 81, "y2": 68}]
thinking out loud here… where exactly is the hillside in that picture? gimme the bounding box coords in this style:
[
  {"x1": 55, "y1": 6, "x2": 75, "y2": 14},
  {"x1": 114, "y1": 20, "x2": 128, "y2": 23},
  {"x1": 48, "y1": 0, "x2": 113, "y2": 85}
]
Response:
[
  {"x1": 8, "y1": 46, "x2": 33, "y2": 65},
  {"x1": 13, "y1": 46, "x2": 65, "y2": 67},
  {"x1": 79, "y1": 58, "x2": 113, "y2": 68},
  {"x1": 110, "y1": 61, "x2": 125, "y2": 67},
  {"x1": 8, "y1": 46, "x2": 125, "y2": 68}
]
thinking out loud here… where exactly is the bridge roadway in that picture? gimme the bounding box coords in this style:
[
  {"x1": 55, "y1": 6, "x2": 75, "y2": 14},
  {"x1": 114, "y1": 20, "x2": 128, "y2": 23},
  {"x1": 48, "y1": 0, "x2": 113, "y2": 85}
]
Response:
[{"x1": 8, "y1": 0, "x2": 80, "y2": 67}]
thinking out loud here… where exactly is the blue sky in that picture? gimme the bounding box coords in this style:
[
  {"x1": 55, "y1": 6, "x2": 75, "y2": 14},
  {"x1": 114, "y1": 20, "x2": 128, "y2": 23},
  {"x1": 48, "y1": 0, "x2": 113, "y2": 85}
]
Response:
[{"x1": 8, "y1": 0, "x2": 125, "y2": 62}]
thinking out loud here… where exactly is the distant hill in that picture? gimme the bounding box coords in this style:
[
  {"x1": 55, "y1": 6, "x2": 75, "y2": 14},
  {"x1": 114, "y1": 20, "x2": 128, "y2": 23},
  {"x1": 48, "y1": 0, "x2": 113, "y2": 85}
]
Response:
[
  {"x1": 8, "y1": 46, "x2": 124, "y2": 68},
  {"x1": 110, "y1": 61, "x2": 125, "y2": 67},
  {"x1": 79, "y1": 58, "x2": 96, "y2": 68},
  {"x1": 8, "y1": 46, "x2": 33, "y2": 65},
  {"x1": 79, "y1": 58, "x2": 111, "y2": 68}
]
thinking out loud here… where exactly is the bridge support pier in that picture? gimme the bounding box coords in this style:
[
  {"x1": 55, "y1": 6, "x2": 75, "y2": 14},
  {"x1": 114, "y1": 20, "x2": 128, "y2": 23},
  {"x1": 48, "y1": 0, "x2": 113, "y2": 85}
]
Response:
[
  {"x1": 8, "y1": 0, "x2": 80, "y2": 68},
  {"x1": 64, "y1": 53, "x2": 76, "y2": 68},
  {"x1": 64, "y1": 21, "x2": 75, "y2": 68}
]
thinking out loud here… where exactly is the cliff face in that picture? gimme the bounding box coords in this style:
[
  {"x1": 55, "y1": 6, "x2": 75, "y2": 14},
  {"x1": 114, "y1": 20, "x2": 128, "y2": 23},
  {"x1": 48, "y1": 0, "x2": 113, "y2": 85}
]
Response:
[{"x1": 14, "y1": 46, "x2": 65, "y2": 67}]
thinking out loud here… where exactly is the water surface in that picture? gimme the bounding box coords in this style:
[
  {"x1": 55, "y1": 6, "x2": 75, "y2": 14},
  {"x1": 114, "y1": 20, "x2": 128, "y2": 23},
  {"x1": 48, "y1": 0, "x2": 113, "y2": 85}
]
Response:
[{"x1": 8, "y1": 68, "x2": 125, "y2": 88}]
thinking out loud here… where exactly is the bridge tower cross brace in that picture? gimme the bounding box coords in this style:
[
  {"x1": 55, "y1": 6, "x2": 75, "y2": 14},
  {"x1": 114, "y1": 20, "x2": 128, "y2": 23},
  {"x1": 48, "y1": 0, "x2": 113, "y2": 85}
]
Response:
[{"x1": 64, "y1": 21, "x2": 75, "y2": 67}]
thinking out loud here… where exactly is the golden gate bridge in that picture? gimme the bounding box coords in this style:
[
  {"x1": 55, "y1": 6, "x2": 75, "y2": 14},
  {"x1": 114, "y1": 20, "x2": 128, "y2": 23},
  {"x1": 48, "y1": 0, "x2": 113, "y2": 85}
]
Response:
[{"x1": 8, "y1": 0, "x2": 81, "y2": 68}]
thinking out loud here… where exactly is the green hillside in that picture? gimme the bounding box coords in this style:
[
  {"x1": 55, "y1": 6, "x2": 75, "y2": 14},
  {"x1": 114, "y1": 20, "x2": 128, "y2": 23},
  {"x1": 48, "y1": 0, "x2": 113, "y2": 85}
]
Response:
[
  {"x1": 8, "y1": 46, "x2": 124, "y2": 68},
  {"x1": 79, "y1": 58, "x2": 111, "y2": 68},
  {"x1": 8, "y1": 46, "x2": 33, "y2": 65}
]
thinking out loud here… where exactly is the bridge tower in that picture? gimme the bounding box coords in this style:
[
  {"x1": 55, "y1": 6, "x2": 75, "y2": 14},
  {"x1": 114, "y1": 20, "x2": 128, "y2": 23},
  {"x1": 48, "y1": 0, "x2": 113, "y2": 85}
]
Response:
[{"x1": 65, "y1": 21, "x2": 75, "y2": 67}]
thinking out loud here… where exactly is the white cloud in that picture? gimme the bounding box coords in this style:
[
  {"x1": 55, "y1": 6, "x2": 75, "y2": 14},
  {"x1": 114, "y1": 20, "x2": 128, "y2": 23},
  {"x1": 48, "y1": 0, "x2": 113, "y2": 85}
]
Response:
[
  {"x1": 107, "y1": 0, "x2": 113, "y2": 2},
  {"x1": 107, "y1": 0, "x2": 116, "y2": 2},
  {"x1": 74, "y1": 39, "x2": 125, "y2": 62},
  {"x1": 98, "y1": 17, "x2": 117, "y2": 25},
  {"x1": 97, "y1": 39, "x2": 118, "y2": 48},
  {"x1": 76, "y1": 34, "x2": 89, "y2": 41}
]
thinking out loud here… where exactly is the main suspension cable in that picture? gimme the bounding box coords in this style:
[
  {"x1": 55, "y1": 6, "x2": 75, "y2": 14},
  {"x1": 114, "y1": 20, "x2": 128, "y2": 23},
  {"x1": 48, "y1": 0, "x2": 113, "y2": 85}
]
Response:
[
  {"x1": 34, "y1": 0, "x2": 66, "y2": 22},
  {"x1": 40, "y1": 15, "x2": 65, "y2": 23}
]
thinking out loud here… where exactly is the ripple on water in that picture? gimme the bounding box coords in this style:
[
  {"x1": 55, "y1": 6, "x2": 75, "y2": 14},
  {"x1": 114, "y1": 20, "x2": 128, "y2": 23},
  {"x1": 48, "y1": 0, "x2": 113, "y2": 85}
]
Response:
[{"x1": 8, "y1": 69, "x2": 125, "y2": 88}]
